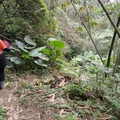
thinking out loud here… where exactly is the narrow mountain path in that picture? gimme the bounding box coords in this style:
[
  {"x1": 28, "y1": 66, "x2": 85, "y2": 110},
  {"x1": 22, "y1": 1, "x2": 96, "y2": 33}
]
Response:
[
  {"x1": 0, "y1": 80, "x2": 41, "y2": 120},
  {"x1": 0, "y1": 75, "x2": 57, "y2": 120}
]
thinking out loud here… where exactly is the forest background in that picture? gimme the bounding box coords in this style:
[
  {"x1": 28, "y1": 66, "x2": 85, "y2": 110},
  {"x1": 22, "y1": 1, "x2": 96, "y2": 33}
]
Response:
[{"x1": 0, "y1": 0, "x2": 120, "y2": 119}]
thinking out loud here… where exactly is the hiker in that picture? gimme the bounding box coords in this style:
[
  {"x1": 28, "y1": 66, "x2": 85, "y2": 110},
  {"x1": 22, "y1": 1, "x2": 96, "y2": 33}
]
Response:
[{"x1": 0, "y1": 39, "x2": 10, "y2": 90}]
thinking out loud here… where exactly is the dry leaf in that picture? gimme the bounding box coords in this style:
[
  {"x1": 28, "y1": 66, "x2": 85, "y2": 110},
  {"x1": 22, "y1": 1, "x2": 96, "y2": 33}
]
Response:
[
  {"x1": 89, "y1": 105, "x2": 94, "y2": 112},
  {"x1": 8, "y1": 93, "x2": 13, "y2": 102},
  {"x1": 58, "y1": 79, "x2": 65, "y2": 87},
  {"x1": 19, "y1": 108, "x2": 23, "y2": 113},
  {"x1": 4, "y1": 82, "x2": 9, "y2": 87},
  {"x1": 14, "y1": 82, "x2": 18, "y2": 90},
  {"x1": 8, "y1": 117, "x2": 13, "y2": 120},
  {"x1": 10, "y1": 105, "x2": 14, "y2": 111},
  {"x1": 100, "y1": 115, "x2": 113, "y2": 120},
  {"x1": 60, "y1": 109, "x2": 64, "y2": 116},
  {"x1": 47, "y1": 93, "x2": 55, "y2": 102},
  {"x1": 60, "y1": 109, "x2": 66, "y2": 117},
  {"x1": 19, "y1": 116, "x2": 26, "y2": 119},
  {"x1": 13, "y1": 113, "x2": 19, "y2": 119},
  {"x1": 30, "y1": 79, "x2": 38, "y2": 84},
  {"x1": 37, "y1": 113, "x2": 41, "y2": 120},
  {"x1": 20, "y1": 93, "x2": 27, "y2": 98},
  {"x1": 58, "y1": 98, "x2": 66, "y2": 104}
]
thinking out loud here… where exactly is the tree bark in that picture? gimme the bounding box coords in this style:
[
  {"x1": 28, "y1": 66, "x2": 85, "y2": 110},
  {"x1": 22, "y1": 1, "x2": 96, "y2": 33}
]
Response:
[
  {"x1": 98, "y1": 0, "x2": 120, "y2": 38},
  {"x1": 70, "y1": 1, "x2": 104, "y2": 65},
  {"x1": 107, "y1": 17, "x2": 120, "y2": 68}
]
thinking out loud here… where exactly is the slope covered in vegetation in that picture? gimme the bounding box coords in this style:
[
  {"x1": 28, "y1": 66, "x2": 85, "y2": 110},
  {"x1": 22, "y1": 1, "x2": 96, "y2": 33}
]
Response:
[{"x1": 0, "y1": 0, "x2": 120, "y2": 119}]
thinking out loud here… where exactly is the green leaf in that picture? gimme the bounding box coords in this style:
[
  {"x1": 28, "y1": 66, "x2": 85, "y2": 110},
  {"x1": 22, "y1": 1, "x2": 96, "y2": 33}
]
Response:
[
  {"x1": 115, "y1": 73, "x2": 120, "y2": 81},
  {"x1": 91, "y1": 21, "x2": 98, "y2": 27},
  {"x1": 29, "y1": 46, "x2": 46, "y2": 56},
  {"x1": 77, "y1": 27, "x2": 83, "y2": 32},
  {"x1": 38, "y1": 53, "x2": 49, "y2": 61},
  {"x1": 10, "y1": 46, "x2": 20, "y2": 52},
  {"x1": 62, "y1": 4, "x2": 66, "y2": 9},
  {"x1": 79, "y1": 6, "x2": 85, "y2": 12},
  {"x1": 64, "y1": 115, "x2": 77, "y2": 120},
  {"x1": 22, "y1": 52, "x2": 30, "y2": 59},
  {"x1": 88, "y1": 5, "x2": 94, "y2": 10},
  {"x1": 24, "y1": 35, "x2": 36, "y2": 46},
  {"x1": 10, "y1": 57, "x2": 22, "y2": 65},
  {"x1": 15, "y1": 40, "x2": 28, "y2": 52},
  {"x1": 42, "y1": 49, "x2": 50, "y2": 55},
  {"x1": 75, "y1": 57, "x2": 82, "y2": 62},
  {"x1": 24, "y1": 46, "x2": 35, "y2": 49},
  {"x1": 29, "y1": 47, "x2": 49, "y2": 61},
  {"x1": 48, "y1": 38, "x2": 65, "y2": 49},
  {"x1": 48, "y1": 38, "x2": 56, "y2": 41},
  {"x1": 50, "y1": 40, "x2": 65, "y2": 49},
  {"x1": 62, "y1": 2, "x2": 70, "y2": 9},
  {"x1": 34, "y1": 59, "x2": 48, "y2": 67},
  {"x1": 6, "y1": 61, "x2": 13, "y2": 68},
  {"x1": 65, "y1": 1, "x2": 70, "y2": 6}
]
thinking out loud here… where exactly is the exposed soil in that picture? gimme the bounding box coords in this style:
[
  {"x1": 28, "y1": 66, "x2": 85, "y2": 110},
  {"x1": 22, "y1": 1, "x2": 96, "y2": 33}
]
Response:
[
  {"x1": 1, "y1": 73, "x2": 117, "y2": 120},
  {"x1": 0, "y1": 75, "x2": 59, "y2": 120}
]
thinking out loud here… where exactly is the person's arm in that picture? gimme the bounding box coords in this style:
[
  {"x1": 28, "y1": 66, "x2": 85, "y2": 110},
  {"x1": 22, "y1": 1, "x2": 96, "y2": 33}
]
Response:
[
  {"x1": 0, "y1": 40, "x2": 6, "y2": 50},
  {"x1": 3, "y1": 48, "x2": 11, "y2": 52},
  {"x1": 0, "y1": 40, "x2": 11, "y2": 52}
]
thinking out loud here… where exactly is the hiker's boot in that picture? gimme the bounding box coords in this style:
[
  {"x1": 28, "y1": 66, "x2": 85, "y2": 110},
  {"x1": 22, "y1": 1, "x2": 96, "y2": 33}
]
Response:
[
  {"x1": 0, "y1": 81, "x2": 4, "y2": 90},
  {"x1": 0, "y1": 72, "x2": 5, "y2": 90}
]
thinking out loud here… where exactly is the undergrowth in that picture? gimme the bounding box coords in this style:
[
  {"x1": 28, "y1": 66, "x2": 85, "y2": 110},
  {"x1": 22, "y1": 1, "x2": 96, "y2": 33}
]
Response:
[
  {"x1": 0, "y1": 106, "x2": 5, "y2": 120},
  {"x1": 60, "y1": 51, "x2": 120, "y2": 119},
  {"x1": 6, "y1": 51, "x2": 120, "y2": 120}
]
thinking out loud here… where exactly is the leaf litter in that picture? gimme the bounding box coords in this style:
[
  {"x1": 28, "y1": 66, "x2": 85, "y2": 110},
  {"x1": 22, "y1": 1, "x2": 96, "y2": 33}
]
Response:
[{"x1": 0, "y1": 74, "x2": 115, "y2": 120}]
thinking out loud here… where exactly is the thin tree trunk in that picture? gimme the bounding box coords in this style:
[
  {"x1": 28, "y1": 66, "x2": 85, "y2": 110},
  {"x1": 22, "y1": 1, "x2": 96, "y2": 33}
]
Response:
[
  {"x1": 70, "y1": 1, "x2": 104, "y2": 65},
  {"x1": 98, "y1": 0, "x2": 120, "y2": 38},
  {"x1": 107, "y1": 17, "x2": 120, "y2": 68}
]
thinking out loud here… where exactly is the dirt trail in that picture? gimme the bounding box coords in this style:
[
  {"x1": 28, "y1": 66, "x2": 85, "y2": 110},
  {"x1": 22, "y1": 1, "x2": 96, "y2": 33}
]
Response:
[
  {"x1": 0, "y1": 75, "x2": 57, "y2": 120},
  {"x1": 0, "y1": 82, "x2": 40, "y2": 120}
]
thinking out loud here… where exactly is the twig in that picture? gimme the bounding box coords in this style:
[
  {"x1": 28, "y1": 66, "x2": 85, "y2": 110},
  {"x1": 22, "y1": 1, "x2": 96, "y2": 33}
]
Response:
[
  {"x1": 98, "y1": 0, "x2": 120, "y2": 38},
  {"x1": 1, "y1": 1, "x2": 11, "y2": 21},
  {"x1": 0, "y1": 34, "x2": 13, "y2": 42},
  {"x1": 70, "y1": 1, "x2": 104, "y2": 65},
  {"x1": 8, "y1": 93, "x2": 13, "y2": 102}
]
